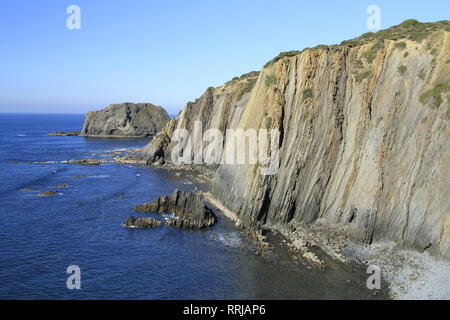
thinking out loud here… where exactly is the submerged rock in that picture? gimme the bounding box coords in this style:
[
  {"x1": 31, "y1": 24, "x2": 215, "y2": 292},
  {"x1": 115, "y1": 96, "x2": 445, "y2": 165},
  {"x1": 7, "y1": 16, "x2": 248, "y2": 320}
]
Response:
[
  {"x1": 80, "y1": 102, "x2": 169, "y2": 137},
  {"x1": 123, "y1": 216, "x2": 162, "y2": 228},
  {"x1": 47, "y1": 131, "x2": 80, "y2": 136},
  {"x1": 134, "y1": 190, "x2": 217, "y2": 229},
  {"x1": 70, "y1": 159, "x2": 102, "y2": 166},
  {"x1": 38, "y1": 191, "x2": 58, "y2": 197}
]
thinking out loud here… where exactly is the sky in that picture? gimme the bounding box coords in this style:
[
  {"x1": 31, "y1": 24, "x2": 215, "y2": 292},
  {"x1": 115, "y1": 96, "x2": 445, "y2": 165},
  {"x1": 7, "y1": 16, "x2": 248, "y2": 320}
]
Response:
[{"x1": 0, "y1": 0, "x2": 449, "y2": 114}]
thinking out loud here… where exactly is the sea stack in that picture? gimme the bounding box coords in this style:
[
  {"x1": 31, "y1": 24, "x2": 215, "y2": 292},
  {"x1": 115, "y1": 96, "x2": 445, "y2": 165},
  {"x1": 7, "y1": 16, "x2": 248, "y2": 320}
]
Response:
[{"x1": 80, "y1": 102, "x2": 169, "y2": 137}]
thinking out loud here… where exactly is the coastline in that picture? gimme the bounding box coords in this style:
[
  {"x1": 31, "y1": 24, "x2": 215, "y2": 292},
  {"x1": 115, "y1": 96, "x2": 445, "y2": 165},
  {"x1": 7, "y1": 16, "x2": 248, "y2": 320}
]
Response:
[
  {"x1": 199, "y1": 186, "x2": 450, "y2": 300},
  {"x1": 42, "y1": 144, "x2": 450, "y2": 300}
]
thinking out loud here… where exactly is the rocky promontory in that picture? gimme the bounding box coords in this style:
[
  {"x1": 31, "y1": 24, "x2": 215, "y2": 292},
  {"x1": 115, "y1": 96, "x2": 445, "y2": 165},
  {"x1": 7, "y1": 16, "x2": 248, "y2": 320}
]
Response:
[
  {"x1": 138, "y1": 20, "x2": 450, "y2": 260},
  {"x1": 134, "y1": 190, "x2": 217, "y2": 229},
  {"x1": 80, "y1": 102, "x2": 169, "y2": 137}
]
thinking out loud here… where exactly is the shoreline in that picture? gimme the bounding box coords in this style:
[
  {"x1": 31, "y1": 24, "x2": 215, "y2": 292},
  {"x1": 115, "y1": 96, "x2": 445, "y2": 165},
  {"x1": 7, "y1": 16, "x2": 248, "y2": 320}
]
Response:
[
  {"x1": 114, "y1": 150, "x2": 450, "y2": 300},
  {"x1": 26, "y1": 146, "x2": 450, "y2": 300},
  {"x1": 197, "y1": 191, "x2": 450, "y2": 300}
]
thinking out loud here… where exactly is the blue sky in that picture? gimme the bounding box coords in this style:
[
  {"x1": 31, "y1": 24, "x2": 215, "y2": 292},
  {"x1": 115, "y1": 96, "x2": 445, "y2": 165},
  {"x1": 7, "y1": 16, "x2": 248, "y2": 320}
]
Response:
[{"x1": 0, "y1": 0, "x2": 449, "y2": 114}]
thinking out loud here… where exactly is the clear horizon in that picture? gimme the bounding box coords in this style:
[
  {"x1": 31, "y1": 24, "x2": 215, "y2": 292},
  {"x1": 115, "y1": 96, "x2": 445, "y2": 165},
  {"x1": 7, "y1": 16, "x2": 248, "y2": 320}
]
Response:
[{"x1": 1, "y1": 0, "x2": 449, "y2": 114}]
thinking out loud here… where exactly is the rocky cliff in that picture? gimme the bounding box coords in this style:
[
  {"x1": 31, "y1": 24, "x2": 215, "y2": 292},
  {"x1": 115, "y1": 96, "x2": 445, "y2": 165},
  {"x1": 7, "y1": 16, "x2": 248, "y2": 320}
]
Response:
[
  {"x1": 139, "y1": 71, "x2": 259, "y2": 164},
  {"x1": 134, "y1": 190, "x2": 217, "y2": 229},
  {"x1": 81, "y1": 102, "x2": 169, "y2": 137},
  {"x1": 140, "y1": 20, "x2": 450, "y2": 259}
]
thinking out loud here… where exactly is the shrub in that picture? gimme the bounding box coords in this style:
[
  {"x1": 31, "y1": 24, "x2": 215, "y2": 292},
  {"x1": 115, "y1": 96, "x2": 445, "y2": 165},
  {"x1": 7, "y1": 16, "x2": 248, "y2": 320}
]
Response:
[
  {"x1": 264, "y1": 50, "x2": 302, "y2": 68},
  {"x1": 355, "y1": 59, "x2": 364, "y2": 69},
  {"x1": 225, "y1": 71, "x2": 260, "y2": 86},
  {"x1": 302, "y1": 89, "x2": 313, "y2": 101},
  {"x1": 363, "y1": 50, "x2": 377, "y2": 63},
  {"x1": 340, "y1": 19, "x2": 449, "y2": 46},
  {"x1": 398, "y1": 65, "x2": 407, "y2": 75},
  {"x1": 355, "y1": 70, "x2": 372, "y2": 83},
  {"x1": 265, "y1": 74, "x2": 277, "y2": 87},
  {"x1": 363, "y1": 42, "x2": 383, "y2": 63},
  {"x1": 395, "y1": 41, "x2": 407, "y2": 50},
  {"x1": 418, "y1": 71, "x2": 426, "y2": 80},
  {"x1": 237, "y1": 78, "x2": 257, "y2": 101},
  {"x1": 419, "y1": 82, "x2": 450, "y2": 108},
  {"x1": 404, "y1": 52, "x2": 409, "y2": 58}
]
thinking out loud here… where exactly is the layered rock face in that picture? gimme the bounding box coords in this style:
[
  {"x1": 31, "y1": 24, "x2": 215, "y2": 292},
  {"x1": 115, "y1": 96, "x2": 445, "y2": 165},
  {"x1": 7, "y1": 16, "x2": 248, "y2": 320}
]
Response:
[
  {"x1": 139, "y1": 21, "x2": 450, "y2": 259},
  {"x1": 80, "y1": 103, "x2": 169, "y2": 137},
  {"x1": 138, "y1": 72, "x2": 259, "y2": 164},
  {"x1": 212, "y1": 24, "x2": 450, "y2": 259},
  {"x1": 134, "y1": 190, "x2": 217, "y2": 229},
  {"x1": 123, "y1": 216, "x2": 162, "y2": 228}
]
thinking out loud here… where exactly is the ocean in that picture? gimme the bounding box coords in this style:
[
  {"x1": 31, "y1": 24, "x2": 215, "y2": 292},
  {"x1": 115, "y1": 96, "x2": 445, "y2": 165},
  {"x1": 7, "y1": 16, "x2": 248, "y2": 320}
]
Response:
[{"x1": 0, "y1": 113, "x2": 384, "y2": 299}]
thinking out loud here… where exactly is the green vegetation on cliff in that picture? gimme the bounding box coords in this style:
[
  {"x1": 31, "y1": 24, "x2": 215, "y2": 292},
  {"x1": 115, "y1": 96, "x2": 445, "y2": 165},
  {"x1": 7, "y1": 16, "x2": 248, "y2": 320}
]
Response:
[
  {"x1": 263, "y1": 19, "x2": 449, "y2": 68},
  {"x1": 265, "y1": 74, "x2": 277, "y2": 87},
  {"x1": 419, "y1": 82, "x2": 450, "y2": 108},
  {"x1": 237, "y1": 78, "x2": 257, "y2": 101}
]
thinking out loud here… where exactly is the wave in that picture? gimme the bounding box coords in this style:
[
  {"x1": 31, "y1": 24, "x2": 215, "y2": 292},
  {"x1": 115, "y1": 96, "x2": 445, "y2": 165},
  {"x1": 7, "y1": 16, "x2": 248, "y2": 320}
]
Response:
[
  {"x1": 86, "y1": 175, "x2": 111, "y2": 179},
  {"x1": 210, "y1": 231, "x2": 242, "y2": 248},
  {"x1": 162, "y1": 213, "x2": 178, "y2": 221}
]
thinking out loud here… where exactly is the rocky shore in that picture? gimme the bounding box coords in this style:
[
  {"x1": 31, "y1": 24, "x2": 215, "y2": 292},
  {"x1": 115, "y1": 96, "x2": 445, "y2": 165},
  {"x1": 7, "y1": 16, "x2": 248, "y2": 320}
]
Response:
[
  {"x1": 133, "y1": 189, "x2": 217, "y2": 229},
  {"x1": 203, "y1": 193, "x2": 450, "y2": 299},
  {"x1": 123, "y1": 216, "x2": 163, "y2": 228},
  {"x1": 38, "y1": 19, "x2": 450, "y2": 299}
]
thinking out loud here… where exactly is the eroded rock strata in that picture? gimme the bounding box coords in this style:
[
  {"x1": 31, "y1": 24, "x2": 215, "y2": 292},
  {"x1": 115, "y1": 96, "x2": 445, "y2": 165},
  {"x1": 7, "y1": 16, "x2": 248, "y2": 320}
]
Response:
[
  {"x1": 81, "y1": 102, "x2": 169, "y2": 137},
  {"x1": 124, "y1": 216, "x2": 162, "y2": 228},
  {"x1": 138, "y1": 20, "x2": 450, "y2": 259},
  {"x1": 134, "y1": 190, "x2": 217, "y2": 229},
  {"x1": 138, "y1": 71, "x2": 260, "y2": 164}
]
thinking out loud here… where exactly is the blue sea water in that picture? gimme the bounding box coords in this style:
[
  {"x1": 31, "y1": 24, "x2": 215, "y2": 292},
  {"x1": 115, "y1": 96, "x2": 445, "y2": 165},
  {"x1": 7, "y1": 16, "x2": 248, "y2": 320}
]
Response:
[{"x1": 0, "y1": 113, "x2": 383, "y2": 299}]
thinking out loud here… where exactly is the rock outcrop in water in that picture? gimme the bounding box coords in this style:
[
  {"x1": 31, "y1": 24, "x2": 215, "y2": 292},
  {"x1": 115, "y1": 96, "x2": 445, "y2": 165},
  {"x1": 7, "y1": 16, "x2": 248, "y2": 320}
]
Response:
[
  {"x1": 138, "y1": 20, "x2": 450, "y2": 259},
  {"x1": 47, "y1": 131, "x2": 80, "y2": 136},
  {"x1": 123, "y1": 216, "x2": 163, "y2": 228},
  {"x1": 134, "y1": 190, "x2": 217, "y2": 229},
  {"x1": 80, "y1": 103, "x2": 169, "y2": 137}
]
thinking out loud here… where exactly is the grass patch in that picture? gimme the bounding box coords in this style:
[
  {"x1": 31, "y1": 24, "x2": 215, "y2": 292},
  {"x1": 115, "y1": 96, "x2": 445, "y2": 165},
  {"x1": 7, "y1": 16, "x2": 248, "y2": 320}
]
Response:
[
  {"x1": 398, "y1": 65, "x2": 407, "y2": 75},
  {"x1": 419, "y1": 82, "x2": 450, "y2": 108},
  {"x1": 225, "y1": 71, "x2": 260, "y2": 86},
  {"x1": 418, "y1": 70, "x2": 426, "y2": 80},
  {"x1": 261, "y1": 20, "x2": 449, "y2": 70},
  {"x1": 355, "y1": 70, "x2": 372, "y2": 83},
  {"x1": 395, "y1": 41, "x2": 407, "y2": 50},
  {"x1": 264, "y1": 50, "x2": 301, "y2": 68},
  {"x1": 302, "y1": 89, "x2": 313, "y2": 101},
  {"x1": 362, "y1": 41, "x2": 383, "y2": 63},
  {"x1": 265, "y1": 74, "x2": 277, "y2": 87},
  {"x1": 355, "y1": 59, "x2": 364, "y2": 69},
  {"x1": 421, "y1": 116, "x2": 428, "y2": 124},
  {"x1": 237, "y1": 78, "x2": 257, "y2": 101},
  {"x1": 341, "y1": 20, "x2": 449, "y2": 46}
]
